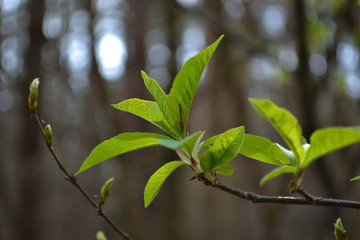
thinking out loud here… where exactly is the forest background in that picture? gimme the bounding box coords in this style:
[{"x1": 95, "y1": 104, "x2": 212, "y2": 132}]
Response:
[{"x1": 1, "y1": 0, "x2": 360, "y2": 239}]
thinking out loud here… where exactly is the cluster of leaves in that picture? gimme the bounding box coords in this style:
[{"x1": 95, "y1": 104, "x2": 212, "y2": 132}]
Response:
[{"x1": 76, "y1": 35, "x2": 360, "y2": 208}]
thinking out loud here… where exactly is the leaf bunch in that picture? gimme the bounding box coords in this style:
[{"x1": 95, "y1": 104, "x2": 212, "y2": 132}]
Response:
[{"x1": 77, "y1": 35, "x2": 360, "y2": 208}]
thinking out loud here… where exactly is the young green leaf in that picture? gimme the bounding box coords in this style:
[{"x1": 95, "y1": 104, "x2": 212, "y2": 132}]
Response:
[
  {"x1": 276, "y1": 144, "x2": 296, "y2": 166},
  {"x1": 260, "y1": 165, "x2": 297, "y2": 186},
  {"x1": 198, "y1": 134, "x2": 221, "y2": 152},
  {"x1": 350, "y1": 175, "x2": 360, "y2": 181},
  {"x1": 157, "y1": 131, "x2": 203, "y2": 150},
  {"x1": 112, "y1": 99, "x2": 174, "y2": 137},
  {"x1": 76, "y1": 132, "x2": 171, "y2": 175},
  {"x1": 216, "y1": 164, "x2": 235, "y2": 176},
  {"x1": 141, "y1": 71, "x2": 170, "y2": 125},
  {"x1": 166, "y1": 35, "x2": 224, "y2": 137},
  {"x1": 249, "y1": 98, "x2": 304, "y2": 165},
  {"x1": 303, "y1": 127, "x2": 360, "y2": 168},
  {"x1": 239, "y1": 134, "x2": 290, "y2": 166},
  {"x1": 191, "y1": 131, "x2": 205, "y2": 159},
  {"x1": 144, "y1": 161, "x2": 186, "y2": 208},
  {"x1": 200, "y1": 126, "x2": 245, "y2": 172},
  {"x1": 142, "y1": 71, "x2": 167, "y2": 111}
]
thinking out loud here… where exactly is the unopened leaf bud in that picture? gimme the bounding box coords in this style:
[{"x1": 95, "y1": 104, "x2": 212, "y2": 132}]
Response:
[
  {"x1": 96, "y1": 231, "x2": 107, "y2": 240},
  {"x1": 99, "y1": 177, "x2": 114, "y2": 206},
  {"x1": 334, "y1": 218, "x2": 348, "y2": 240},
  {"x1": 28, "y1": 78, "x2": 39, "y2": 113},
  {"x1": 44, "y1": 124, "x2": 53, "y2": 146}
]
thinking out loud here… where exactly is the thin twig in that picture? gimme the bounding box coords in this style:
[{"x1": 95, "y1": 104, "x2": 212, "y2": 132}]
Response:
[
  {"x1": 199, "y1": 177, "x2": 360, "y2": 209},
  {"x1": 293, "y1": 187, "x2": 319, "y2": 204},
  {"x1": 32, "y1": 112, "x2": 130, "y2": 240}
]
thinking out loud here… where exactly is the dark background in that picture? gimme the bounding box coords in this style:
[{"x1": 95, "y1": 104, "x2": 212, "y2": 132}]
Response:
[{"x1": 1, "y1": 0, "x2": 360, "y2": 239}]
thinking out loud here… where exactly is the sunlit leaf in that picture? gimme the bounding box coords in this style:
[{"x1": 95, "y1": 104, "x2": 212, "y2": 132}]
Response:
[
  {"x1": 249, "y1": 98, "x2": 304, "y2": 165},
  {"x1": 276, "y1": 144, "x2": 296, "y2": 166},
  {"x1": 167, "y1": 35, "x2": 224, "y2": 137},
  {"x1": 76, "y1": 133, "x2": 171, "y2": 175},
  {"x1": 200, "y1": 126, "x2": 244, "y2": 172},
  {"x1": 157, "y1": 131, "x2": 203, "y2": 150},
  {"x1": 191, "y1": 132, "x2": 205, "y2": 161},
  {"x1": 144, "y1": 161, "x2": 186, "y2": 208},
  {"x1": 260, "y1": 165, "x2": 297, "y2": 186},
  {"x1": 141, "y1": 71, "x2": 170, "y2": 124},
  {"x1": 198, "y1": 134, "x2": 220, "y2": 152},
  {"x1": 239, "y1": 134, "x2": 290, "y2": 166},
  {"x1": 112, "y1": 99, "x2": 174, "y2": 136},
  {"x1": 216, "y1": 164, "x2": 234, "y2": 176},
  {"x1": 350, "y1": 175, "x2": 360, "y2": 181},
  {"x1": 303, "y1": 127, "x2": 360, "y2": 168},
  {"x1": 183, "y1": 131, "x2": 203, "y2": 154}
]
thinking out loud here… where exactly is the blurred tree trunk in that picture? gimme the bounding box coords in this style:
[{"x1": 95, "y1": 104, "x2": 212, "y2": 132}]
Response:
[
  {"x1": 14, "y1": 0, "x2": 45, "y2": 239},
  {"x1": 294, "y1": 0, "x2": 316, "y2": 138},
  {"x1": 162, "y1": 2, "x2": 185, "y2": 239},
  {"x1": 293, "y1": 0, "x2": 340, "y2": 236},
  {"x1": 121, "y1": 1, "x2": 151, "y2": 238},
  {"x1": 123, "y1": 1, "x2": 149, "y2": 131}
]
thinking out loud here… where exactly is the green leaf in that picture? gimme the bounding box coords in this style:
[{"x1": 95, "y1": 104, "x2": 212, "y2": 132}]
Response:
[
  {"x1": 112, "y1": 98, "x2": 174, "y2": 136},
  {"x1": 141, "y1": 71, "x2": 170, "y2": 124},
  {"x1": 167, "y1": 35, "x2": 224, "y2": 137},
  {"x1": 144, "y1": 161, "x2": 186, "y2": 208},
  {"x1": 191, "y1": 131, "x2": 205, "y2": 161},
  {"x1": 157, "y1": 131, "x2": 203, "y2": 150},
  {"x1": 142, "y1": 71, "x2": 167, "y2": 111},
  {"x1": 198, "y1": 134, "x2": 220, "y2": 152},
  {"x1": 350, "y1": 175, "x2": 360, "y2": 181},
  {"x1": 249, "y1": 98, "x2": 304, "y2": 165},
  {"x1": 77, "y1": 132, "x2": 171, "y2": 175},
  {"x1": 216, "y1": 164, "x2": 234, "y2": 176},
  {"x1": 199, "y1": 150, "x2": 212, "y2": 172},
  {"x1": 185, "y1": 131, "x2": 203, "y2": 153},
  {"x1": 239, "y1": 134, "x2": 290, "y2": 166},
  {"x1": 276, "y1": 144, "x2": 296, "y2": 166},
  {"x1": 260, "y1": 165, "x2": 297, "y2": 186},
  {"x1": 200, "y1": 126, "x2": 245, "y2": 172},
  {"x1": 303, "y1": 127, "x2": 360, "y2": 168}
]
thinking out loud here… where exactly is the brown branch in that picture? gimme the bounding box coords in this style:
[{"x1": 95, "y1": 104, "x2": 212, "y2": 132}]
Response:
[
  {"x1": 293, "y1": 187, "x2": 319, "y2": 204},
  {"x1": 198, "y1": 177, "x2": 360, "y2": 209},
  {"x1": 32, "y1": 112, "x2": 130, "y2": 240}
]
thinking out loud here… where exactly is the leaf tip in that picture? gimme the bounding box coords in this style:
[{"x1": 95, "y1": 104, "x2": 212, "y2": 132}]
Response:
[
  {"x1": 140, "y1": 70, "x2": 147, "y2": 78},
  {"x1": 350, "y1": 175, "x2": 360, "y2": 181},
  {"x1": 259, "y1": 178, "x2": 267, "y2": 187}
]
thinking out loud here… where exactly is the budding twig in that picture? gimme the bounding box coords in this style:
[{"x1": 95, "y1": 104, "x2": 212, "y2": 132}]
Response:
[{"x1": 28, "y1": 79, "x2": 130, "y2": 239}]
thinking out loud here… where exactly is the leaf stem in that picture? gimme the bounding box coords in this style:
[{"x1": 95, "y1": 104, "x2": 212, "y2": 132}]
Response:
[
  {"x1": 32, "y1": 113, "x2": 130, "y2": 240},
  {"x1": 293, "y1": 186, "x2": 318, "y2": 204},
  {"x1": 198, "y1": 176, "x2": 360, "y2": 209}
]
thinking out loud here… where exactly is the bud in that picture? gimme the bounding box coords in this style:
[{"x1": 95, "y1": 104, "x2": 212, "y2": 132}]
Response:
[
  {"x1": 96, "y1": 231, "x2": 107, "y2": 240},
  {"x1": 99, "y1": 177, "x2": 114, "y2": 206},
  {"x1": 28, "y1": 78, "x2": 39, "y2": 113},
  {"x1": 334, "y1": 218, "x2": 348, "y2": 240},
  {"x1": 44, "y1": 124, "x2": 53, "y2": 147}
]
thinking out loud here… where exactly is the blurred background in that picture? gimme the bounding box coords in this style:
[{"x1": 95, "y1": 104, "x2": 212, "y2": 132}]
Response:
[{"x1": 1, "y1": 0, "x2": 360, "y2": 239}]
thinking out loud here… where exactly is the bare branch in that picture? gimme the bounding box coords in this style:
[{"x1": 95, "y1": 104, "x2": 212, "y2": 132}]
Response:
[{"x1": 198, "y1": 177, "x2": 360, "y2": 209}]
